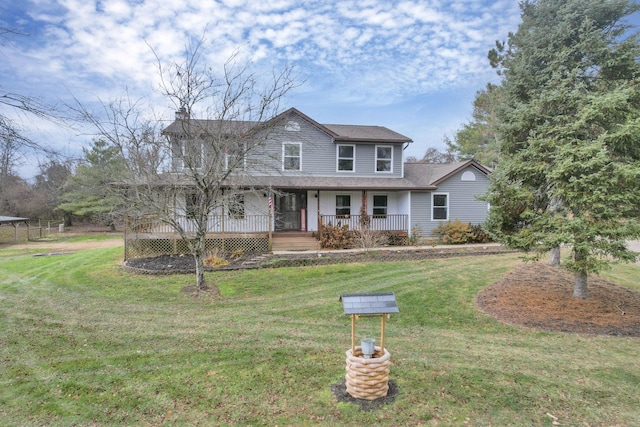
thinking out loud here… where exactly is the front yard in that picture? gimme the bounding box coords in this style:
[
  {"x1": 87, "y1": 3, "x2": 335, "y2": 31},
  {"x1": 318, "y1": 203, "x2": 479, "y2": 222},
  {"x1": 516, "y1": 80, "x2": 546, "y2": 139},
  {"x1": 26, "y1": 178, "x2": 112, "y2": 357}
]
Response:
[{"x1": 1, "y1": 244, "x2": 639, "y2": 425}]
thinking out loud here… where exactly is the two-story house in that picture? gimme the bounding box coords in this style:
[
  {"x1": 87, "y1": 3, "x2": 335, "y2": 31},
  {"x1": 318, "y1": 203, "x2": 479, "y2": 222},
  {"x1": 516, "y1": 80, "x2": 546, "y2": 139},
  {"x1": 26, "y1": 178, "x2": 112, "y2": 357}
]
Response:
[{"x1": 126, "y1": 108, "x2": 490, "y2": 256}]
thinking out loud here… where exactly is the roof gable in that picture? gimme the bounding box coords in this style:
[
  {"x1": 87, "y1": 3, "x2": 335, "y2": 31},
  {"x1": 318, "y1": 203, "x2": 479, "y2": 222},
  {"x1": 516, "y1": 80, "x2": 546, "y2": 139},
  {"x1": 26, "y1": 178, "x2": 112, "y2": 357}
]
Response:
[
  {"x1": 429, "y1": 160, "x2": 490, "y2": 185},
  {"x1": 403, "y1": 160, "x2": 490, "y2": 187}
]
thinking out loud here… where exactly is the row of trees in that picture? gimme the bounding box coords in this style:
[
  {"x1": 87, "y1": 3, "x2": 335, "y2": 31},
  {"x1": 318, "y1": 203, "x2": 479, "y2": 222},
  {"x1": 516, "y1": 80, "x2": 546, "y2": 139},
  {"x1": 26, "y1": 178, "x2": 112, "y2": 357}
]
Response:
[{"x1": 0, "y1": 140, "x2": 124, "y2": 227}]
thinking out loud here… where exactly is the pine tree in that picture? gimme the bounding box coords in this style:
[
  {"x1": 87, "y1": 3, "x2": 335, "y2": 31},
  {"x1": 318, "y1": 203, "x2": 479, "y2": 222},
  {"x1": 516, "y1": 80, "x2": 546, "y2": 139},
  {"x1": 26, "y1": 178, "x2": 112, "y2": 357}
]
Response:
[{"x1": 484, "y1": 0, "x2": 640, "y2": 298}]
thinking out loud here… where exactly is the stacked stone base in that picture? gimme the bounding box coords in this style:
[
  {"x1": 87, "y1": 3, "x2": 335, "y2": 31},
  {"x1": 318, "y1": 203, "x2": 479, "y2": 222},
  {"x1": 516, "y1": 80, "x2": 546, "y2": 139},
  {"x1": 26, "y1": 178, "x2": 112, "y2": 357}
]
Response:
[{"x1": 345, "y1": 346, "x2": 391, "y2": 400}]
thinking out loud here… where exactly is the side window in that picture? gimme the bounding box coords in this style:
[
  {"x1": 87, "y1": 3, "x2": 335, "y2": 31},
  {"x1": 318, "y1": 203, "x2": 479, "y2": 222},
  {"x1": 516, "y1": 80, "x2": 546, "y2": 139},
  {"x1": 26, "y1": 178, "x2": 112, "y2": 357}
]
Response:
[
  {"x1": 336, "y1": 195, "x2": 351, "y2": 217},
  {"x1": 432, "y1": 193, "x2": 448, "y2": 220},
  {"x1": 283, "y1": 143, "x2": 301, "y2": 171},
  {"x1": 376, "y1": 145, "x2": 392, "y2": 172},
  {"x1": 373, "y1": 195, "x2": 388, "y2": 217},
  {"x1": 337, "y1": 144, "x2": 355, "y2": 172}
]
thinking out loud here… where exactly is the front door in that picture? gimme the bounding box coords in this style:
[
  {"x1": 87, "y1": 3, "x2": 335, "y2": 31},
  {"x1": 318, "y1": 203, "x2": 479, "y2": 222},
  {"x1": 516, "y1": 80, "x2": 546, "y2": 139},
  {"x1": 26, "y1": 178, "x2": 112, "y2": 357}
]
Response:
[{"x1": 274, "y1": 192, "x2": 306, "y2": 231}]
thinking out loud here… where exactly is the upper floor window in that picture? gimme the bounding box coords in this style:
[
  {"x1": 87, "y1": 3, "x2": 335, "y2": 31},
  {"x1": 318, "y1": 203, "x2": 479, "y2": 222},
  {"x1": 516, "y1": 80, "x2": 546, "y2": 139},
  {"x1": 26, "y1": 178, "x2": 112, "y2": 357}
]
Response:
[
  {"x1": 432, "y1": 193, "x2": 449, "y2": 220},
  {"x1": 225, "y1": 142, "x2": 246, "y2": 171},
  {"x1": 174, "y1": 138, "x2": 203, "y2": 170},
  {"x1": 336, "y1": 195, "x2": 351, "y2": 217},
  {"x1": 283, "y1": 143, "x2": 301, "y2": 171},
  {"x1": 337, "y1": 144, "x2": 355, "y2": 172},
  {"x1": 376, "y1": 145, "x2": 392, "y2": 172},
  {"x1": 373, "y1": 195, "x2": 388, "y2": 217}
]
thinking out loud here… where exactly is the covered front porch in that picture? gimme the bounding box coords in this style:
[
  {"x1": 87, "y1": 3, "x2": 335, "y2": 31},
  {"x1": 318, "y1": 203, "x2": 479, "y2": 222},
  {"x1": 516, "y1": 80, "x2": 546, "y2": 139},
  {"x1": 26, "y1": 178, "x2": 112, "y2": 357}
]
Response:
[{"x1": 123, "y1": 188, "x2": 411, "y2": 259}]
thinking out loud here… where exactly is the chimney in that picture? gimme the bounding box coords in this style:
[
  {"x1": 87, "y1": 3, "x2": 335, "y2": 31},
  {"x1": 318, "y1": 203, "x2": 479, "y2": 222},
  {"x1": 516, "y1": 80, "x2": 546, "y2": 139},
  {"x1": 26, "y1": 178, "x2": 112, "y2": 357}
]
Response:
[{"x1": 175, "y1": 107, "x2": 189, "y2": 121}]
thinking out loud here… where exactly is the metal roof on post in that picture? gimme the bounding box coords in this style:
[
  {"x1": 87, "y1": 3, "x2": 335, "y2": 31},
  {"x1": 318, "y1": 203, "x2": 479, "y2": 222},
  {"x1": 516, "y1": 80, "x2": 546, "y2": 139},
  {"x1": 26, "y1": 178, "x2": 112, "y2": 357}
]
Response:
[
  {"x1": 340, "y1": 292, "x2": 399, "y2": 315},
  {"x1": 340, "y1": 292, "x2": 399, "y2": 355}
]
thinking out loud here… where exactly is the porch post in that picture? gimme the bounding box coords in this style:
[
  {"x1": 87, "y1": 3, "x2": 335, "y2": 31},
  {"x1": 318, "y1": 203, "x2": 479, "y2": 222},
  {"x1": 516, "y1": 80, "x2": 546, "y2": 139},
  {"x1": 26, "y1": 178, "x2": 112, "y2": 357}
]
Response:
[
  {"x1": 268, "y1": 190, "x2": 273, "y2": 251},
  {"x1": 362, "y1": 190, "x2": 368, "y2": 214},
  {"x1": 221, "y1": 197, "x2": 226, "y2": 252},
  {"x1": 316, "y1": 190, "x2": 321, "y2": 235}
]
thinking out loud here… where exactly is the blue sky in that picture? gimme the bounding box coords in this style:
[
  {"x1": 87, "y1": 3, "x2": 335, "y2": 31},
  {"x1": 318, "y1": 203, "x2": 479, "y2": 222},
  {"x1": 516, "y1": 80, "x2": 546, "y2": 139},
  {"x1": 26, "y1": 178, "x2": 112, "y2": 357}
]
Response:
[{"x1": 2, "y1": 0, "x2": 525, "y2": 178}]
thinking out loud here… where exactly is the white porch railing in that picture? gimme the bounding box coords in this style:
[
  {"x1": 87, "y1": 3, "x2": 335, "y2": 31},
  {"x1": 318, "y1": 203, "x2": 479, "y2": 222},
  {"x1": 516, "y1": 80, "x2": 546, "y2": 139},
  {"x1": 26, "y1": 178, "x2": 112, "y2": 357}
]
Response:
[
  {"x1": 320, "y1": 214, "x2": 408, "y2": 232},
  {"x1": 130, "y1": 214, "x2": 270, "y2": 234}
]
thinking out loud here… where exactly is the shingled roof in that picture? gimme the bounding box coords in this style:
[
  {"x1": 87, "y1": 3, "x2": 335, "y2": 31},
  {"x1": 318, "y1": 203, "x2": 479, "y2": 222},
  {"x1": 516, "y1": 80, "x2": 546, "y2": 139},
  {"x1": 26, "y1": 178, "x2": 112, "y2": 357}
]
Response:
[
  {"x1": 323, "y1": 123, "x2": 412, "y2": 143},
  {"x1": 162, "y1": 107, "x2": 413, "y2": 145}
]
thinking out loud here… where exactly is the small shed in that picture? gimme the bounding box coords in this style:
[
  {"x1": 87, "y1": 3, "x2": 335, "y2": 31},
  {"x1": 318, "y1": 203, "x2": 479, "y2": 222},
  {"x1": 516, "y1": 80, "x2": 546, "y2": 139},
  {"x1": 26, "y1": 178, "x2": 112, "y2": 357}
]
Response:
[
  {"x1": 340, "y1": 292, "x2": 399, "y2": 354},
  {"x1": 0, "y1": 216, "x2": 30, "y2": 243}
]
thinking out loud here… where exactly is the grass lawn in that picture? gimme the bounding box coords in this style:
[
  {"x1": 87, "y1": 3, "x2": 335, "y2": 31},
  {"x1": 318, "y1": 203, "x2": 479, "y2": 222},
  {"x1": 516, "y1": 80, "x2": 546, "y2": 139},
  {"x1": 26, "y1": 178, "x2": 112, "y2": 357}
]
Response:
[{"x1": 1, "y1": 245, "x2": 639, "y2": 426}]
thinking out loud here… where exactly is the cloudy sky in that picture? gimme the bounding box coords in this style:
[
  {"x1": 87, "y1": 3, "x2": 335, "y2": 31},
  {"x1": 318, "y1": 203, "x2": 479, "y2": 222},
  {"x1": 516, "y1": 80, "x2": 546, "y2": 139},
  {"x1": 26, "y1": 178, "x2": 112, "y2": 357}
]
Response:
[{"x1": 2, "y1": 0, "x2": 525, "y2": 178}]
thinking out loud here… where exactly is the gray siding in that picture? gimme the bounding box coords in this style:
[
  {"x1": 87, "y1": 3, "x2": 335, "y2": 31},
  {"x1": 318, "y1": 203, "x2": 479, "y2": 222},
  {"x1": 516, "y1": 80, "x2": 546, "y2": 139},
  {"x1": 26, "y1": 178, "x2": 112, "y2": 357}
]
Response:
[
  {"x1": 410, "y1": 166, "x2": 490, "y2": 237},
  {"x1": 246, "y1": 113, "x2": 405, "y2": 178},
  {"x1": 410, "y1": 192, "x2": 431, "y2": 234},
  {"x1": 245, "y1": 118, "x2": 331, "y2": 175},
  {"x1": 436, "y1": 168, "x2": 489, "y2": 223},
  {"x1": 353, "y1": 144, "x2": 403, "y2": 178}
]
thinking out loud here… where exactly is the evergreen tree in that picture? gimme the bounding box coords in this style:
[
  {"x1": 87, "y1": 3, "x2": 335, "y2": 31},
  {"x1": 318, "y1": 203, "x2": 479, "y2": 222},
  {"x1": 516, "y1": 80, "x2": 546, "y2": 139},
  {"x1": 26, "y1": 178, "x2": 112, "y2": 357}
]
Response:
[
  {"x1": 447, "y1": 83, "x2": 504, "y2": 168},
  {"x1": 484, "y1": 0, "x2": 640, "y2": 298},
  {"x1": 58, "y1": 139, "x2": 125, "y2": 229}
]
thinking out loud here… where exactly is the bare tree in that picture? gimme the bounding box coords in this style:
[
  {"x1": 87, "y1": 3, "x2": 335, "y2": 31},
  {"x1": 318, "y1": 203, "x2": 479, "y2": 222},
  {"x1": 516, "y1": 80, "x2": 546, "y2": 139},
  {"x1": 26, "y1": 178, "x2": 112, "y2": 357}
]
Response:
[
  {"x1": 1, "y1": 28, "x2": 63, "y2": 213},
  {"x1": 78, "y1": 38, "x2": 297, "y2": 293},
  {"x1": 408, "y1": 146, "x2": 457, "y2": 164}
]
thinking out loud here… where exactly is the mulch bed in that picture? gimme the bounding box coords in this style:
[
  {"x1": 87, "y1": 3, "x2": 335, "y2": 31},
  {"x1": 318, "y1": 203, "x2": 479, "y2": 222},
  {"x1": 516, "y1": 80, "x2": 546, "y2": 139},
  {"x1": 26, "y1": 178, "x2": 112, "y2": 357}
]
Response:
[
  {"x1": 476, "y1": 262, "x2": 640, "y2": 337},
  {"x1": 122, "y1": 245, "x2": 512, "y2": 274}
]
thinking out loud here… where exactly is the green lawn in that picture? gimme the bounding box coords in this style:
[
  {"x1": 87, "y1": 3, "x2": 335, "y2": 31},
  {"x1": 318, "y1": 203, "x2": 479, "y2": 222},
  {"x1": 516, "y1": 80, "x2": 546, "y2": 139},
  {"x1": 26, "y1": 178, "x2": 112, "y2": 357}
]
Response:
[{"x1": 1, "y1": 246, "x2": 638, "y2": 426}]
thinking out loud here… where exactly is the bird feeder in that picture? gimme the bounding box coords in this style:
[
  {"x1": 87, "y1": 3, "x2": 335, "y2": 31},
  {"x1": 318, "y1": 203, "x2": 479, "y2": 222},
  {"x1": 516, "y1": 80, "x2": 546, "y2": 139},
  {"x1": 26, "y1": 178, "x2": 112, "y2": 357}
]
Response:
[{"x1": 340, "y1": 292, "x2": 399, "y2": 400}]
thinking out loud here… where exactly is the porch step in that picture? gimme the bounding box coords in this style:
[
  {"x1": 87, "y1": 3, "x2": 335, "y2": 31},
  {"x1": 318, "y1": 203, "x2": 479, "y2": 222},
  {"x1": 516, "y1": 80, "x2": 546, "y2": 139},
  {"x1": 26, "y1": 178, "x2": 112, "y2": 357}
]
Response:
[{"x1": 271, "y1": 233, "x2": 319, "y2": 251}]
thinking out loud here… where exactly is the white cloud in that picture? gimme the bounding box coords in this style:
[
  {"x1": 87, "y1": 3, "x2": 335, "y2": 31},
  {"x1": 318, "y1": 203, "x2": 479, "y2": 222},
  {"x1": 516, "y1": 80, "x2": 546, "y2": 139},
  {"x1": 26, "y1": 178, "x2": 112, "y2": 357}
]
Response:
[
  {"x1": 1, "y1": 0, "x2": 523, "y2": 176},
  {"x1": 8, "y1": 0, "x2": 521, "y2": 103}
]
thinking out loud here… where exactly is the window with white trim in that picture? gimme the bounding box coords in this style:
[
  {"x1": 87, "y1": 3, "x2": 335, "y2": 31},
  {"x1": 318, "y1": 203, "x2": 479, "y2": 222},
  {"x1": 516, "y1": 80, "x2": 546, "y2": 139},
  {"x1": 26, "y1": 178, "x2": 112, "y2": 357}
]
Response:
[
  {"x1": 283, "y1": 143, "x2": 301, "y2": 171},
  {"x1": 461, "y1": 171, "x2": 476, "y2": 181},
  {"x1": 174, "y1": 138, "x2": 203, "y2": 170},
  {"x1": 373, "y1": 195, "x2": 388, "y2": 217},
  {"x1": 376, "y1": 145, "x2": 392, "y2": 172},
  {"x1": 432, "y1": 193, "x2": 448, "y2": 220},
  {"x1": 225, "y1": 142, "x2": 246, "y2": 171},
  {"x1": 337, "y1": 144, "x2": 355, "y2": 172},
  {"x1": 336, "y1": 195, "x2": 351, "y2": 217}
]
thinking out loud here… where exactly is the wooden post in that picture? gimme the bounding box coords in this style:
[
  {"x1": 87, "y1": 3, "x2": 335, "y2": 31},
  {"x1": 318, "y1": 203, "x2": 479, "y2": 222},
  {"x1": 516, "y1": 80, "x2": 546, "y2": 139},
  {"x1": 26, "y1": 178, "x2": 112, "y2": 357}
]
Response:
[
  {"x1": 351, "y1": 314, "x2": 356, "y2": 354},
  {"x1": 380, "y1": 314, "x2": 386, "y2": 351}
]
